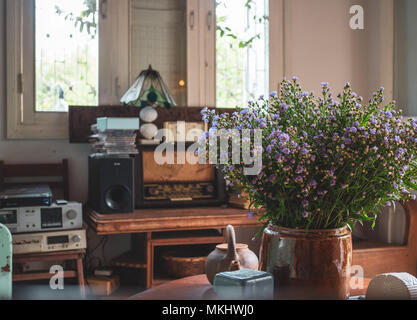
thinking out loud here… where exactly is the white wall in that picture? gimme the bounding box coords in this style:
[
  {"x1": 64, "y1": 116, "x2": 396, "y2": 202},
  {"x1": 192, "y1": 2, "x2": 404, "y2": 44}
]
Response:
[{"x1": 281, "y1": 0, "x2": 393, "y2": 102}]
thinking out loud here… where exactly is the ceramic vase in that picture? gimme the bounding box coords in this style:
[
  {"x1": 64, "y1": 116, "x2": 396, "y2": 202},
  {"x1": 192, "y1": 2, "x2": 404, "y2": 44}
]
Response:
[{"x1": 259, "y1": 225, "x2": 352, "y2": 300}]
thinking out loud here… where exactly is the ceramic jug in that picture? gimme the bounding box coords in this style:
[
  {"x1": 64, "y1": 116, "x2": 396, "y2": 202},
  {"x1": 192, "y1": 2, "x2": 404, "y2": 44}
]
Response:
[{"x1": 205, "y1": 225, "x2": 259, "y2": 284}]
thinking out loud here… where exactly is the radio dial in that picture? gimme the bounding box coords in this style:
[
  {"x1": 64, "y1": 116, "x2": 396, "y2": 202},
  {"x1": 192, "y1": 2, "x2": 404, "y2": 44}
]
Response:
[
  {"x1": 71, "y1": 235, "x2": 81, "y2": 243},
  {"x1": 66, "y1": 210, "x2": 77, "y2": 220}
]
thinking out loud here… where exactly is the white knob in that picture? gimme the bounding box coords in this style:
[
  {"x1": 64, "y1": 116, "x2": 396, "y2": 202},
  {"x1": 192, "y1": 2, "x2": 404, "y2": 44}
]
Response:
[{"x1": 72, "y1": 235, "x2": 81, "y2": 243}]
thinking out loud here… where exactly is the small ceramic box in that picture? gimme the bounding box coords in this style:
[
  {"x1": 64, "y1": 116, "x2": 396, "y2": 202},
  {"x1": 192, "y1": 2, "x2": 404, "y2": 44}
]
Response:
[{"x1": 213, "y1": 269, "x2": 274, "y2": 300}]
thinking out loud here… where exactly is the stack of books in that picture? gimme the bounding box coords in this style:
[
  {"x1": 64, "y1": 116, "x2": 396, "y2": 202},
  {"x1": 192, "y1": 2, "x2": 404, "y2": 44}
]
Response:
[{"x1": 89, "y1": 117, "x2": 140, "y2": 156}]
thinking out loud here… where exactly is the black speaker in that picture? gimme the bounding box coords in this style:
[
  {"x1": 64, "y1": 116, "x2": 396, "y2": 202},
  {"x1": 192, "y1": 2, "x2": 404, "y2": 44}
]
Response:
[{"x1": 88, "y1": 156, "x2": 135, "y2": 214}]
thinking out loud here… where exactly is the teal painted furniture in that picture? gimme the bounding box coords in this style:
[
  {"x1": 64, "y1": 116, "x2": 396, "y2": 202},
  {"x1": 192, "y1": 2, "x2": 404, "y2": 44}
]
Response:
[{"x1": 0, "y1": 224, "x2": 12, "y2": 300}]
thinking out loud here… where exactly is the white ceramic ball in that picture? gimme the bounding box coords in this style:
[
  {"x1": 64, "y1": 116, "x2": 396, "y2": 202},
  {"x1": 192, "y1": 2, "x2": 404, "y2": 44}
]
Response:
[
  {"x1": 140, "y1": 123, "x2": 158, "y2": 140},
  {"x1": 139, "y1": 106, "x2": 158, "y2": 123}
]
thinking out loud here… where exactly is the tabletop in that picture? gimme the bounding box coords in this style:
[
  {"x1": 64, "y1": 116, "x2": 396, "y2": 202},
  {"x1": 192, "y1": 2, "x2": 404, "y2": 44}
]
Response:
[
  {"x1": 86, "y1": 206, "x2": 258, "y2": 235},
  {"x1": 129, "y1": 274, "x2": 370, "y2": 300}
]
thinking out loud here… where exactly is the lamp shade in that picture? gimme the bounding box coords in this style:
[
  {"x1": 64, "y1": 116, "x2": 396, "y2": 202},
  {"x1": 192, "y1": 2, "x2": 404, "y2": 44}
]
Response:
[{"x1": 120, "y1": 65, "x2": 176, "y2": 108}]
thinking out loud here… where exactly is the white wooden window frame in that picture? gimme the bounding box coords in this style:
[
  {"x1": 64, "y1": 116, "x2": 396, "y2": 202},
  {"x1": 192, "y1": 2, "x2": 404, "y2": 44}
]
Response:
[
  {"x1": 190, "y1": 0, "x2": 285, "y2": 107},
  {"x1": 6, "y1": 0, "x2": 68, "y2": 139},
  {"x1": 186, "y1": 0, "x2": 216, "y2": 108}
]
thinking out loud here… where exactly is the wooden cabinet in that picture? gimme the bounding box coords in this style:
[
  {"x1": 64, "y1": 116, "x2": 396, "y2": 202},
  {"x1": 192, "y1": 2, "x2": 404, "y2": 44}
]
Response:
[
  {"x1": 98, "y1": 0, "x2": 215, "y2": 107},
  {"x1": 86, "y1": 206, "x2": 258, "y2": 288}
]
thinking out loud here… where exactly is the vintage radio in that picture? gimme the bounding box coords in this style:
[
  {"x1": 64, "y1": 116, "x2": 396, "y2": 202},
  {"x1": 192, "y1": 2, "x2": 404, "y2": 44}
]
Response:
[
  {"x1": 135, "y1": 148, "x2": 227, "y2": 208},
  {"x1": 12, "y1": 229, "x2": 87, "y2": 254},
  {"x1": 0, "y1": 202, "x2": 83, "y2": 234}
]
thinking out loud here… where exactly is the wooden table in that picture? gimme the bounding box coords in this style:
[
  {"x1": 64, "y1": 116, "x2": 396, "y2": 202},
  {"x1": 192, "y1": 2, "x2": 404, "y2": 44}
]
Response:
[
  {"x1": 86, "y1": 206, "x2": 257, "y2": 288},
  {"x1": 129, "y1": 274, "x2": 371, "y2": 300}
]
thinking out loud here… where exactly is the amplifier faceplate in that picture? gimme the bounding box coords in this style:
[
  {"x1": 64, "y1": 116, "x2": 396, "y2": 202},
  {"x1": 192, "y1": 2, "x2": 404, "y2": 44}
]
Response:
[{"x1": 12, "y1": 229, "x2": 87, "y2": 254}]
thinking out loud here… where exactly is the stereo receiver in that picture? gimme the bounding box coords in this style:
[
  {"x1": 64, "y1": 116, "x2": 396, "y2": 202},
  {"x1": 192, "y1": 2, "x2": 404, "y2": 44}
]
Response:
[{"x1": 0, "y1": 202, "x2": 83, "y2": 234}]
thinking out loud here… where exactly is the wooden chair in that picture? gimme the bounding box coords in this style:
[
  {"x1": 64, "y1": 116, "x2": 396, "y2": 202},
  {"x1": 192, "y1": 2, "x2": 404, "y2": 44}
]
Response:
[
  {"x1": 0, "y1": 159, "x2": 69, "y2": 201},
  {"x1": 0, "y1": 159, "x2": 86, "y2": 298}
]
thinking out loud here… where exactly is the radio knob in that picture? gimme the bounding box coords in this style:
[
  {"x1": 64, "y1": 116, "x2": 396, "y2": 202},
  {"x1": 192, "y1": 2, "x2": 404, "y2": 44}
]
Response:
[
  {"x1": 66, "y1": 210, "x2": 77, "y2": 220},
  {"x1": 149, "y1": 188, "x2": 159, "y2": 196},
  {"x1": 72, "y1": 235, "x2": 81, "y2": 243}
]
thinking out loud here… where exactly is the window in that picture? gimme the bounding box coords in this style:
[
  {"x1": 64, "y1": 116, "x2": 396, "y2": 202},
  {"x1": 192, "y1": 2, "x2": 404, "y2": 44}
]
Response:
[
  {"x1": 35, "y1": 0, "x2": 98, "y2": 112},
  {"x1": 6, "y1": 0, "x2": 98, "y2": 139},
  {"x1": 216, "y1": 0, "x2": 269, "y2": 108}
]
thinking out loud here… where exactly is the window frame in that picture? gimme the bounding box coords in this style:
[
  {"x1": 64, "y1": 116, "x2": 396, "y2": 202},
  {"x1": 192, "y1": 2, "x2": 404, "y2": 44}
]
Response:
[{"x1": 6, "y1": 0, "x2": 68, "y2": 139}]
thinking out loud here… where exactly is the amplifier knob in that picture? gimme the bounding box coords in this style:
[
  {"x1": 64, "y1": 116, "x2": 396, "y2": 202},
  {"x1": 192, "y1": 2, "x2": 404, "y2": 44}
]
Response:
[
  {"x1": 72, "y1": 235, "x2": 81, "y2": 243},
  {"x1": 66, "y1": 210, "x2": 77, "y2": 220},
  {"x1": 205, "y1": 185, "x2": 215, "y2": 193}
]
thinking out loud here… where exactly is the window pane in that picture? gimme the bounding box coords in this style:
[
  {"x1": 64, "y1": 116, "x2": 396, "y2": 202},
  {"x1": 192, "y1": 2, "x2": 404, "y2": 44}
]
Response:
[
  {"x1": 216, "y1": 0, "x2": 269, "y2": 108},
  {"x1": 35, "y1": 0, "x2": 98, "y2": 112},
  {"x1": 130, "y1": 0, "x2": 187, "y2": 107}
]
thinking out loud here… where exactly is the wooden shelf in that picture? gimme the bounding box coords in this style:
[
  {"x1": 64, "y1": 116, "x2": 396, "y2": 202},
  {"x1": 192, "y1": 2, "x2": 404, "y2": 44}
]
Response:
[
  {"x1": 353, "y1": 240, "x2": 407, "y2": 252},
  {"x1": 111, "y1": 251, "x2": 147, "y2": 269},
  {"x1": 152, "y1": 229, "x2": 222, "y2": 240},
  {"x1": 13, "y1": 270, "x2": 77, "y2": 282}
]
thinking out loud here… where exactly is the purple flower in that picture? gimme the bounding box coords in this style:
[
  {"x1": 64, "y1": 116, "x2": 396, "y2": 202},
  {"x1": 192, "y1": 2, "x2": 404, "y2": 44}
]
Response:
[
  {"x1": 350, "y1": 127, "x2": 357, "y2": 133},
  {"x1": 282, "y1": 147, "x2": 290, "y2": 155},
  {"x1": 343, "y1": 137, "x2": 352, "y2": 145},
  {"x1": 353, "y1": 121, "x2": 359, "y2": 127},
  {"x1": 411, "y1": 195, "x2": 417, "y2": 200},
  {"x1": 330, "y1": 179, "x2": 336, "y2": 186},
  {"x1": 295, "y1": 176, "x2": 303, "y2": 182},
  {"x1": 302, "y1": 211, "x2": 309, "y2": 218},
  {"x1": 292, "y1": 76, "x2": 298, "y2": 81},
  {"x1": 269, "y1": 91, "x2": 277, "y2": 97},
  {"x1": 370, "y1": 129, "x2": 376, "y2": 135},
  {"x1": 296, "y1": 165, "x2": 304, "y2": 174},
  {"x1": 301, "y1": 148, "x2": 309, "y2": 155},
  {"x1": 279, "y1": 133, "x2": 290, "y2": 142},
  {"x1": 307, "y1": 179, "x2": 317, "y2": 188},
  {"x1": 266, "y1": 145, "x2": 273, "y2": 154},
  {"x1": 302, "y1": 200, "x2": 309, "y2": 207}
]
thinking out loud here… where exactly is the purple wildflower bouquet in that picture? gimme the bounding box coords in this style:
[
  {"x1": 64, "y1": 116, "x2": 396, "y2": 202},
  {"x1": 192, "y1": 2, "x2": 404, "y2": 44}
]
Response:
[{"x1": 200, "y1": 78, "x2": 417, "y2": 230}]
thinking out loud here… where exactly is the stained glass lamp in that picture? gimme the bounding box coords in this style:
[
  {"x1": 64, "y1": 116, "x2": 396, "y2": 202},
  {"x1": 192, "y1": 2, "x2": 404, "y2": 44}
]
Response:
[{"x1": 120, "y1": 65, "x2": 176, "y2": 108}]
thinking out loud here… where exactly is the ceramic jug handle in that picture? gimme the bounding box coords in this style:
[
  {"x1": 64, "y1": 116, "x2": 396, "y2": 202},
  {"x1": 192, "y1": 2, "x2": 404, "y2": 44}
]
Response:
[{"x1": 226, "y1": 225, "x2": 239, "y2": 270}]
